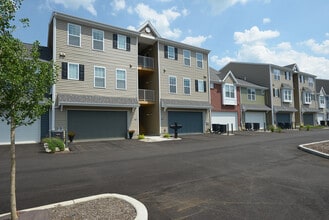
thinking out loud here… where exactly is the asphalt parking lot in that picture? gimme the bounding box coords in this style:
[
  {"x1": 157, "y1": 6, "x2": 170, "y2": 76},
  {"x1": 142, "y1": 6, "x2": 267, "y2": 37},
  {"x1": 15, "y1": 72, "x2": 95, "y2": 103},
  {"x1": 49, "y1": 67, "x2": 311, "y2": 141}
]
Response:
[{"x1": 0, "y1": 129, "x2": 329, "y2": 219}]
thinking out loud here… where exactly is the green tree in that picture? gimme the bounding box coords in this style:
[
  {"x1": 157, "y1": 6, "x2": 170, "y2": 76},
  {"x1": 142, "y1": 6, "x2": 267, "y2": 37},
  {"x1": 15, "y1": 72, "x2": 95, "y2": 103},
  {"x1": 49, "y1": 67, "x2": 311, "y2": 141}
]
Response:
[{"x1": 0, "y1": 1, "x2": 57, "y2": 219}]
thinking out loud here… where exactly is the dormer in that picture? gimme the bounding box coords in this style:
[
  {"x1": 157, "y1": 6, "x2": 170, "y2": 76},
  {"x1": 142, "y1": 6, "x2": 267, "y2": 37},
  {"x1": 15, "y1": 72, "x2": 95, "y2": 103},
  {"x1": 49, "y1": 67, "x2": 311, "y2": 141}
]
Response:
[{"x1": 222, "y1": 71, "x2": 238, "y2": 105}]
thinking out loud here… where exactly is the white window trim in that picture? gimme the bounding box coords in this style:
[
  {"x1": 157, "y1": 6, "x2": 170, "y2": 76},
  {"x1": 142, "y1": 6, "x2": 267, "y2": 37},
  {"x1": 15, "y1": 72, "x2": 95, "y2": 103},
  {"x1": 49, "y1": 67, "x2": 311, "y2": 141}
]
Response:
[
  {"x1": 183, "y1": 78, "x2": 191, "y2": 95},
  {"x1": 169, "y1": 75, "x2": 177, "y2": 94},
  {"x1": 183, "y1": 50, "x2": 191, "y2": 66},
  {"x1": 94, "y1": 66, "x2": 106, "y2": 88},
  {"x1": 116, "y1": 68, "x2": 127, "y2": 90},
  {"x1": 196, "y1": 52, "x2": 203, "y2": 69},
  {"x1": 308, "y1": 77, "x2": 314, "y2": 87},
  {"x1": 304, "y1": 92, "x2": 311, "y2": 104},
  {"x1": 117, "y1": 34, "x2": 127, "y2": 50},
  {"x1": 247, "y1": 88, "x2": 256, "y2": 101},
  {"x1": 222, "y1": 83, "x2": 237, "y2": 105},
  {"x1": 197, "y1": 79, "x2": 204, "y2": 92},
  {"x1": 168, "y1": 46, "x2": 175, "y2": 60},
  {"x1": 282, "y1": 89, "x2": 292, "y2": 103},
  {"x1": 67, "y1": 23, "x2": 81, "y2": 47},
  {"x1": 273, "y1": 69, "x2": 280, "y2": 80},
  {"x1": 285, "y1": 71, "x2": 291, "y2": 80},
  {"x1": 68, "y1": 62, "x2": 79, "y2": 80},
  {"x1": 319, "y1": 95, "x2": 325, "y2": 108},
  {"x1": 92, "y1": 29, "x2": 104, "y2": 51}
]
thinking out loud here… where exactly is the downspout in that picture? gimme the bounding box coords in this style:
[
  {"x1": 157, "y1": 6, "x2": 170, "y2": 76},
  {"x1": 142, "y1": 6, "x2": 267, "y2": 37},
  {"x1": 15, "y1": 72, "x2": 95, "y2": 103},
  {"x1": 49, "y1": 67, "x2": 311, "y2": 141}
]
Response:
[
  {"x1": 207, "y1": 61, "x2": 211, "y2": 133},
  {"x1": 269, "y1": 65, "x2": 275, "y2": 126},
  {"x1": 51, "y1": 15, "x2": 56, "y2": 131},
  {"x1": 157, "y1": 41, "x2": 162, "y2": 135}
]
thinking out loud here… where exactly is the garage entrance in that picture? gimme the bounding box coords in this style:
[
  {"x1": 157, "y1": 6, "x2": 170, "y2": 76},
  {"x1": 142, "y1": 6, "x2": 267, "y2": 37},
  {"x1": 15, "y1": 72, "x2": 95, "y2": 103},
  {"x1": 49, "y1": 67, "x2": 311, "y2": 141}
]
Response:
[
  {"x1": 68, "y1": 110, "x2": 127, "y2": 140},
  {"x1": 168, "y1": 111, "x2": 203, "y2": 134}
]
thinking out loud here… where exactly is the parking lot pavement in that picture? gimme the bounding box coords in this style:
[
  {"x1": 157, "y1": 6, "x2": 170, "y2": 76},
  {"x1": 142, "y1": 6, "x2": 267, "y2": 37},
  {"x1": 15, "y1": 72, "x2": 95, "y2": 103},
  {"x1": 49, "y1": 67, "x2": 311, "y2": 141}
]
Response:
[{"x1": 0, "y1": 129, "x2": 329, "y2": 219}]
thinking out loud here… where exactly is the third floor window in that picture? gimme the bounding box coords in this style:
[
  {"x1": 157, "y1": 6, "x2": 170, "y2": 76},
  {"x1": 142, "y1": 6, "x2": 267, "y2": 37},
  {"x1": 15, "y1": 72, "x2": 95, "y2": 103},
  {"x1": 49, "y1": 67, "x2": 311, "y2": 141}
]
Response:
[
  {"x1": 196, "y1": 53, "x2": 203, "y2": 68},
  {"x1": 273, "y1": 69, "x2": 280, "y2": 80},
  {"x1": 183, "y1": 50, "x2": 191, "y2": 66},
  {"x1": 68, "y1": 23, "x2": 81, "y2": 46},
  {"x1": 92, "y1": 29, "x2": 104, "y2": 51}
]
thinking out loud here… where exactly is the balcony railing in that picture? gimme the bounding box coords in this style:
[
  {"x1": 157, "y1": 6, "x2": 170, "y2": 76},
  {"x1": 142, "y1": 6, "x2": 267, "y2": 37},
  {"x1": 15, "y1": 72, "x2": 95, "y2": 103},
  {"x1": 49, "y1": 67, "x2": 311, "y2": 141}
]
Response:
[
  {"x1": 138, "y1": 55, "x2": 154, "y2": 69},
  {"x1": 139, "y1": 89, "x2": 155, "y2": 102}
]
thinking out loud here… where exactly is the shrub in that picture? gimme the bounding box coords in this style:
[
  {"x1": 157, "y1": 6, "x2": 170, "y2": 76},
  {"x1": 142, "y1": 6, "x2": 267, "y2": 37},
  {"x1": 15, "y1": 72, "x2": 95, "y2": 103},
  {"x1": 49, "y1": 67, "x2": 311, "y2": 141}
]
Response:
[
  {"x1": 306, "y1": 125, "x2": 311, "y2": 131},
  {"x1": 269, "y1": 125, "x2": 275, "y2": 132},
  {"x1": 42, "y1": 137, "x2": 65, "y2": 152},
  {"x1": 163, "y1": 133, "x2": 170, "y2": 138},
  {"x1": 276, "y1": 127, "x2": 282, "y2": 133},
  {"x1": 138, "y1": 134, "x2": 145, "y2": 139}
]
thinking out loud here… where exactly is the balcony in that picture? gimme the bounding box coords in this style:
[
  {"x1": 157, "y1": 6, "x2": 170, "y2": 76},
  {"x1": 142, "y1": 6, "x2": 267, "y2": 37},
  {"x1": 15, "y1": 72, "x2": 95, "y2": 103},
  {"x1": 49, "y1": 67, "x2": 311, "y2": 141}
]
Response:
[
  {"x1": 139, "y1": 89, "x2": 155, "y2": 104},
  {"x1": 138, "y1": 55, "x2": 154, "y2": 71}
]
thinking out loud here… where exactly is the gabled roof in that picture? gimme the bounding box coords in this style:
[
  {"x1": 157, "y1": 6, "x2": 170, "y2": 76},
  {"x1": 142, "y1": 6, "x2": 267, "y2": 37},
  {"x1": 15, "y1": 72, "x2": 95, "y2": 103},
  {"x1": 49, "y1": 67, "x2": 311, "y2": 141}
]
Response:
[
  {"x1": 138, "y1": 20, "x2": 161, "y2": 38},
  {"x1": 236, "y1": 79, "x2": 268, "y2": 90},
  {"x1": 285, "y1": 63, "x2": 299, "y2": 72},
  {"x1": 23, "y1": 43, "x2": 52, "y2": 61},
  {"x1": 221, "y1": 70, "x2": 238, "y2": 84},
  {"x1": 316, "y1": 79, "x2": 329, "y2": 93},
  {"x1": 209, "y1": 67, "x2": 220, "y2": 83},
  {"x1": 319, "y1": 87, "x2": 327, "y2": 96}
]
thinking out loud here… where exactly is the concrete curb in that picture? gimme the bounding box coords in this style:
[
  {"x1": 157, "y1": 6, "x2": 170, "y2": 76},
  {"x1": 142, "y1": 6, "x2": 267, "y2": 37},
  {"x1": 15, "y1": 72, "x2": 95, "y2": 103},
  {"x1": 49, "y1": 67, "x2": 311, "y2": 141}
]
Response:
[
  {"x1": 298, "y1": 140, "x2": 329, "y2": 159},
  {"x1": 0, "y1": 193, "x2": 148, "y2": 220}
]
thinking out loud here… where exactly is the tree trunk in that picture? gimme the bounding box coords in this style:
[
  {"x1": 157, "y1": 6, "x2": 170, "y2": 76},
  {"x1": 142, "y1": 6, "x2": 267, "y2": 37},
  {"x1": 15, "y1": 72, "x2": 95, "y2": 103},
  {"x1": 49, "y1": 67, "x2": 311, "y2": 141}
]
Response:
[{"x1": 10, "y1": 119, "x2": 18, "y2": 220}]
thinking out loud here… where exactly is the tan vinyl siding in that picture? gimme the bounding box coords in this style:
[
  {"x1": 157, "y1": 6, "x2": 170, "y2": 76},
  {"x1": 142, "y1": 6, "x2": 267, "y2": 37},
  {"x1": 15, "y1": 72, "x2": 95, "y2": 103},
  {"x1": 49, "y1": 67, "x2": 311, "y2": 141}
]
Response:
[
  {"x1": 159, "y1": 43, "x2": 209, "y2": 102},
  {"x1": 55, "y1": 18, "x2": 138, "y2": 98}
]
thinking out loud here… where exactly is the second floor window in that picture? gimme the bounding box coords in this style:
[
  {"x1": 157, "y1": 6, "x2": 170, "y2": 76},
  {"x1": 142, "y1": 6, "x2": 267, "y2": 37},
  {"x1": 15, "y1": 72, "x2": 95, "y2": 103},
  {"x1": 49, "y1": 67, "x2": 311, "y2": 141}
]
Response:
[
  {"x1": 183, "y1": 78, "x2": 191, "y2": 95},
  {"x1": 94, "y1": 66, "x2": 106, "y2": 88},
  {"x1": 247, "y1": 88, "x2": 256, "y2": 101},
  {"x1": 169, "y1": 76, "x2": 177, "y2": 93},
  {"x1": 183, "y1": 50, "x2": 191, "y2": 66},
  {"x1": 116, "y1": 69, "x2": 126, "y2": 90},
  {"x1": 225, "y1": 84, "x2": 235, "y2": 98},
  {"x1": 283, "y1": 89, "x2": 292, "y2": 102},
  {"x1": 68, "y1": 23, "x2": 81, "y2": 46},
  {"x1": 196, "y1": 53, "x2": 203, "y2": 68},
  {"x1": 68, "y1": 63, "x2": 79, "y2": 80},
  {"x1": 304, "y1": 92, "x2": 311, "y2": 104},
  {"x1": 113, "y1": 34, "x2": 130, "y2": 51},
  {"x1": 285, "y1": 71, "x2": 291, "y2": 80},
  {"x1": 92, "y1": 29, "x2": 104, "y2": 51},
  {"x1": 319, "y1": 95, "x2": 325, "y2": 108},
  {"x1": 273, "y1": 69, "x2": 280, "y2": 80},
  {"x1": 273, "y1": 88, "x2": 280, "y2": 97}
]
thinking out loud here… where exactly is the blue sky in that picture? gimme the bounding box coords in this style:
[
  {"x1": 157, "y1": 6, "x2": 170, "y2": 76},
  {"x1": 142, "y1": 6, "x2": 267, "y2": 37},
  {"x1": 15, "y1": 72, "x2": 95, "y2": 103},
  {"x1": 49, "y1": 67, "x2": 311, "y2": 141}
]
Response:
[{"x1": 13, "y1": 0, "x2": 329, "y2": 79}]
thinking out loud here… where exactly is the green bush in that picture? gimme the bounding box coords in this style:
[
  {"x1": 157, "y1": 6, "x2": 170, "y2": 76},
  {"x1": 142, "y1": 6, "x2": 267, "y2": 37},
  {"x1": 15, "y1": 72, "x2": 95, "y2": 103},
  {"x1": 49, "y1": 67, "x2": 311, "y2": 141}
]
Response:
[
  {"x1": 163, "y1": 133, "x2": 170, "y2": 138},
  {"x1": 42, "y1": 137, "x2": 65, "y2": 152},
  {"x1": 269, "y1": 125, "x2": 275, "y2": 132},
  {"x1": 306, "y1": 125, "x2": 311, "y2": 131},
  {"x1": 276, "y1": 127, "x2": 282, "y2": 133},
  {"x1": 138, "y1": 134, "x2": 145, "y2": 139}
]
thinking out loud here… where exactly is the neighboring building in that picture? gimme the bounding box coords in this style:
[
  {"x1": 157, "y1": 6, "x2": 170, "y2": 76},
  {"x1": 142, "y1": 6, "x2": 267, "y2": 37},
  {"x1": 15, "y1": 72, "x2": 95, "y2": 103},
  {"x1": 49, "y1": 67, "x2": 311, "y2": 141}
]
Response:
[
  {"x1": 210, "y1": 68, "x2": 240, "y2": 131},
  {"x1": 220, "y1": 62, "x2": 297, "y2": 128},
  {"x1": 48, "y1": 12, "x2": 211, "y2": 141},
  {"x1": 287, "y1": 64, "x2": 318, "y2": 126},
  {"x1": 316, "y1": 79, "x2": 329, "y2": 125},
  {"x1": 238, "y1": 78, "x2": 271, "y2": 130},
  {"x1": 0, "y1": 44, "x2": 52, "y2": 145}
]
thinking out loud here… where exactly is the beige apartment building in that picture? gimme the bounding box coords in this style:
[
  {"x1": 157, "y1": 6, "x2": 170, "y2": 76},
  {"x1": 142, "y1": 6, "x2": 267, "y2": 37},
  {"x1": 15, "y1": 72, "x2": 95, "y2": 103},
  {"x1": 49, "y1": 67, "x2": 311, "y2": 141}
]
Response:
[{"x1": 48, "y1": 12, "x2": 211, "y2": 140}]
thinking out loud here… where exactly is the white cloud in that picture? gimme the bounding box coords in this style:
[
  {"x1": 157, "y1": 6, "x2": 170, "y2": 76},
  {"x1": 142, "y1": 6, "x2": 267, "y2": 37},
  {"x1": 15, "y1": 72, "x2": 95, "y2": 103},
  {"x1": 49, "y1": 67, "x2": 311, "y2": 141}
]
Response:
[
  {"x1": 182, "y1": 8, "x2": 189, "y2": 16},
  {"x1": 207, "y1": 0, "x2": 270, "y2": 15},
  {"x1": 181, "y1": 35, "x2": 211, "y2": 47},
  {"x1": 111, "y1": 0, "x2": 126, "y2": 11},
  {"x1": 326, "y1": 33, "x2": 329, "y2": 37},
  {"x1": 263, "y1": 17, "x2": 271, "y2": 24},
  {"x1": 301, "y1": 39, "x2": 329, "y2": 55},
  {"x1": 211, "y1": 55, "x2": 236, "y2": 67},
  {"x1": 234, "y1": 26, "x2": 280, "y2": 45},
  {"x1": 134, "y1": 3, "x2": 182, "y2": 39},
  {"x1": 48, "y1": 0, "x2": 97, "y2": 16}
]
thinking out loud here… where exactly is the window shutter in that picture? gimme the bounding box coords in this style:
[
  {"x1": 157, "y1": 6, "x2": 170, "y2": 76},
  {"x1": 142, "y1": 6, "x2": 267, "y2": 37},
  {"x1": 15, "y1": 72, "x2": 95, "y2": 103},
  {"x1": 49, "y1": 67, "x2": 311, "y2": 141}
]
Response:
[
  {"x1": 195, "y1": 80, "x2": 198, "y2": 92},
  {"x1": 79, "y1": 64, "x2": 84, "y2": 81},
  {"x1": 174, "y1": 47, "x2": 178, "y2": 60},
  {"x1": 203, "y1": 81, "x2": 207, "y2": 92},
  {"x1": 126, "y1": 37, "x2": 130, "y2": 51},
  {"x1": 164, "y1": 45, "x2": 168, "y2": 58},
  {"x1": 62, "y1": 62, "x2": 67, "y2": 79},
  {"x1": 113, "y1": 34, "x2": 117, "y2": 49}
]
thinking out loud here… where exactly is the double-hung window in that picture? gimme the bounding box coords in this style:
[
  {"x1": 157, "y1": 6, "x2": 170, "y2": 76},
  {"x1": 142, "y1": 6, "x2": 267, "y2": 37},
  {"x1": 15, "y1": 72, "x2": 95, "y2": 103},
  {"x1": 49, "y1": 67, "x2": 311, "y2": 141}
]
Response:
[
  {"x1": 68, "y1": 23, "x2": 81, "y2": 46},
  {"x1": 273, "y1": 69, "x2": 280, "y2": 80},
  {"x1": 273, "y1": 88, "x2": 280, "y2": 97},
  {"x1": 116, "y1": 69, "x2": 126, "y2": 90},
  {"x1": 196, "y1": 53, "x2": 203, "y2": 68},
  {"x1": 197, "y1": 80, "x2": 204, "y2": 92},
  {"x1": 304, "y1": 92, "x2": 311, "y2": 104},
  {"x1": 118, "y1": 34, "x2": 127, "y2": 50},
  {"x1": 183, "y1": 78, "x2": 191, "y2": 95},
  {"x1": 285, "y1": 71, "x2": 291, "y2": 80},
  {"x1": 68, "y1": 63, "x2": 79, "y2": 80},
  {"x1": 168, "y1": 46, "x2": 175, "y2": 60},
  {"x1": 225, "y1": 84, "x2": 235, "y2": 98},
  {"x1": 247, "y1": 88, "x2": 256, "y2": 101},
  {"x1": 183, "y1": 50, "x2": 191, "y2": 66},
  {"x1": 308, "y1": 77, "x2": 314, "y2": 87},
  {"x1": 94, "y1": 66, "x2": 106, "y2": 88},
  {"x1": 222, "y1": 83, "x2": 236, "y2": 105},
  {"x1": 169, "y1": 76, "x2": 177, "y2": 94},
  {"x1": 92, "y1": 29, "x2": 104, "y2": 51},
  {"x1": 319, "y1": 95, "x2": 325, "y2": 108},
  {"x1": 299, "y1": 75, "x2": 305, "y2": 83},
  {"x1": 282, "y1": 89, "x2": 292, "y2": 102}
]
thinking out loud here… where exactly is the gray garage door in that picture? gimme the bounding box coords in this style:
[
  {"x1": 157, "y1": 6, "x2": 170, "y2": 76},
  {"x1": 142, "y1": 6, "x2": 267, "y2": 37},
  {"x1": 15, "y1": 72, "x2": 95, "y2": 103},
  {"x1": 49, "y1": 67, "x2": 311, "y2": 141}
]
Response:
[
  {"x1": 303, "y1": 113, "x2": 314, "y2": 125},
  {"x1": 168, "y1": 111, "x2": 203, "y2": 134},
  {"x1": 68, "y1": 110, "x2": 127, "y2": 140}
]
